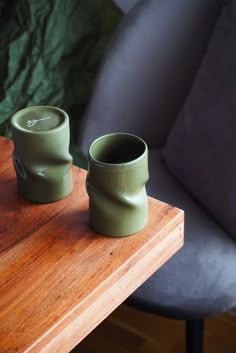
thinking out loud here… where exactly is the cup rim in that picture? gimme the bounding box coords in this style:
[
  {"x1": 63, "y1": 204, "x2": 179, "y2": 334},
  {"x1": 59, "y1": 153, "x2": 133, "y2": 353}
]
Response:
[
  {"x1": 89, "y1": 132, "x2": 148, "y2": 167},
  {"x1": 11, "y1": 105, "x2": 69, "y2": 135}
]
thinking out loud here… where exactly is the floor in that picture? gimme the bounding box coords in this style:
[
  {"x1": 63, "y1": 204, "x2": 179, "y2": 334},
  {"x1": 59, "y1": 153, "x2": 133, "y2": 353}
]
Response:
[{"x1": 72, "y1": 304, "x2": 236, "y2": 353}]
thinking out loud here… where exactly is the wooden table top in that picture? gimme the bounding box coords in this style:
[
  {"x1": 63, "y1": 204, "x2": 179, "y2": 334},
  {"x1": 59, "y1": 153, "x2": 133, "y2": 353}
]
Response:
[{"x1": 0, "y1": 136, "x2": 184, "y2": 353}]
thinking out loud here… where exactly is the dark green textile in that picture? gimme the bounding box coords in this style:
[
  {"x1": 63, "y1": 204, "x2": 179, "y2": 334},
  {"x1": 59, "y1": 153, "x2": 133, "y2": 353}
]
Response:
[{"x1": 0, "y1": 0, "x2": 121, "y2": 165}]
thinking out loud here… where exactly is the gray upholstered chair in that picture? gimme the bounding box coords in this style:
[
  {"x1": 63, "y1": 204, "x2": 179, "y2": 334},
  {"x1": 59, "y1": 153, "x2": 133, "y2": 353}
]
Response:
[{"x1": 77, "y1": 0, "x2": 236, "y2": 352}]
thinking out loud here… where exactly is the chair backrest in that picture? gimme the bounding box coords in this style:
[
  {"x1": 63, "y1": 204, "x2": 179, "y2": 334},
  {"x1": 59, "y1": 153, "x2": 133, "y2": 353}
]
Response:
[{"x1": 78, "y1": 0, "x2": 224, "y2": 158}]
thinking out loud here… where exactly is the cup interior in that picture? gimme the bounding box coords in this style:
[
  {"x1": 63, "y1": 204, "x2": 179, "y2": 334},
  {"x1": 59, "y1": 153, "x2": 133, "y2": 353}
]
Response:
[
  {"x1": 12, "y1": 106, "x2": 66, "y2": 132},
  {"x1": 90, "y1": 133, "x2": 146, "y2": 164}
]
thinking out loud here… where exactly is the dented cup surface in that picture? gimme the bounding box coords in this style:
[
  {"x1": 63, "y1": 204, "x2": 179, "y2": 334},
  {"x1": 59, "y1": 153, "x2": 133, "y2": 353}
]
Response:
[
  {"x1": 86, "y1": 133, "x2": 149, "y2": 237},
  {"x1": 11, "y1": 106, "x2": 73, "y2": 203}
]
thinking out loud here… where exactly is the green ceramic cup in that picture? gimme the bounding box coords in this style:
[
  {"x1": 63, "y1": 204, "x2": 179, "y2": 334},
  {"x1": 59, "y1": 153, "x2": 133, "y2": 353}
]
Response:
[
  {"x1": 11, "y1": 106, "x2": 73, "y2": 203},
  {"x1": 86, "y1": 133, "x2": 149, "y2": 237}
]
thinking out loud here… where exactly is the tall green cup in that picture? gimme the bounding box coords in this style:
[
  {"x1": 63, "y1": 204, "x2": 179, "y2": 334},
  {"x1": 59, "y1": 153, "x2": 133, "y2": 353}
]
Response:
[
  {"x1": 11, "y1": 106, "x2": 73, "y2": 203},
  {"x1": 86, "y1": 133, "x2": 149, "y2": 237}
]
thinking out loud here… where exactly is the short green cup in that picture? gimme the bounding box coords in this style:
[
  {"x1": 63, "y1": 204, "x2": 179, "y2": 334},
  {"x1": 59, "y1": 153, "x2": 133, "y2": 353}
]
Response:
[
  {"x1": 86, "y1": 133, "x2": 149, "y2": 237},
  {"x1": 11, "y1": 106, "x2": 73, "y2": 203}
]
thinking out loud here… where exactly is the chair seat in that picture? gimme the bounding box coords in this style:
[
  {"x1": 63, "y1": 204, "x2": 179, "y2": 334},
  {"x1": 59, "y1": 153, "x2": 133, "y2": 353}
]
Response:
[{"x1": 127, "y1": 149, "x2": 236, "y2": 320}]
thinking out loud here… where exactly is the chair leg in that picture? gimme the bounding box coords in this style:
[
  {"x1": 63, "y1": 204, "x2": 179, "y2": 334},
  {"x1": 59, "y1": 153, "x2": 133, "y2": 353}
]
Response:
[{"x1": 185, "y1": 319, "x2": 204, "y2": 353}]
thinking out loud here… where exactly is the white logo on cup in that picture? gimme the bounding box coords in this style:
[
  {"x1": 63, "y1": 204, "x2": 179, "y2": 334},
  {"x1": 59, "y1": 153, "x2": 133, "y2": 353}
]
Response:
[{"x1": 27, "y1": 116, "x2": 51, "y2": 128}]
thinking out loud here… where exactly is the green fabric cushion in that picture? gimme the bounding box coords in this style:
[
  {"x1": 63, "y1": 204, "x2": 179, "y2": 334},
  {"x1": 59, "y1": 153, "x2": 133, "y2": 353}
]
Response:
[{"x1": 0, "y1": 0, "x2": 121, "y2": 167}]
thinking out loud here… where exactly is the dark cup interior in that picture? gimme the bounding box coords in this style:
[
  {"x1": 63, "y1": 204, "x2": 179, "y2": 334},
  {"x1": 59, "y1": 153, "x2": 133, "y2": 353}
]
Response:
[{"x1": 90, "y1": 134, "x2": 146, "y2": 164}]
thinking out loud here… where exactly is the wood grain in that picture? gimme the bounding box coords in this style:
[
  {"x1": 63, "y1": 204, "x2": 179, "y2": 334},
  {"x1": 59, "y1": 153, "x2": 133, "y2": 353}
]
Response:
[{"x1": 0, "y1": 136, "x2": 184, "y2": 353}]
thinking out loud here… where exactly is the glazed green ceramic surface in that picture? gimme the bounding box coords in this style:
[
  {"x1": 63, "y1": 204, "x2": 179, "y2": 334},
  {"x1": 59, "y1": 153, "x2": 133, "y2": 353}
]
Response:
[
  {"x1": 11, "y1": 106, "x2": 73, "y2": 203},
  {"x1": 86, "y1": 133, "x2": 149, "y2": 237}
]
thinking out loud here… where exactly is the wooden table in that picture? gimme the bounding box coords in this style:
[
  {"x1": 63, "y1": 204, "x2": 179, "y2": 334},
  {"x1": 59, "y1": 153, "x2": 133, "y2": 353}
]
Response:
[{"x1": 0, "y1": 136, "x2": 184, "y2": 353}]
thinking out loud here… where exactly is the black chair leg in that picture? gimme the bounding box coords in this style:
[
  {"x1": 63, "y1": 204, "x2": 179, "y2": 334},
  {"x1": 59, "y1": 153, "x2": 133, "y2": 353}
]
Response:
[{"x1": 186, "y1": 319, "x2": 204, "y2": 353}]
